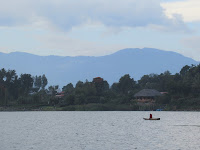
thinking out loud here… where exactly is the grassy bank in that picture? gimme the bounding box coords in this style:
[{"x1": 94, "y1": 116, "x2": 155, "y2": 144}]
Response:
[
  {"x1": 0, "y1": 104, "x2": 138, "y2": 111},
  {"x1": 1, "y1": 102, "x2": 200, "y2": 111},
  {"x1": 60, "y1": 104, "x2": 138, "y2": 111}
]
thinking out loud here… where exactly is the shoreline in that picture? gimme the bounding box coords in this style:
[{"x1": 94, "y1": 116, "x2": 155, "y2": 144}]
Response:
[{"x1": 1, "y1": 105, "x2": 200, "y2": 111}]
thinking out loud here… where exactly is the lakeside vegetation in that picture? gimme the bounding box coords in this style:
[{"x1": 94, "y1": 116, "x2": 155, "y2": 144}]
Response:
[{"x1": 1, "y1": 64, "x2": 200, "y2": 111}]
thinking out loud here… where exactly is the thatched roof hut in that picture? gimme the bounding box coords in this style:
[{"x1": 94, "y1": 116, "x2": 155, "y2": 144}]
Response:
[{"x1": 134, "y1": 89, "x2": 161, "y2": 98}]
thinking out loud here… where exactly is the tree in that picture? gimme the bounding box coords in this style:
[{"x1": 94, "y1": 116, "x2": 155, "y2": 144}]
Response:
[
  {"x1": 0, "y1": 68, "x2": 6, "y2": 84},
  {"x1": 75, "y1": 81, "x2": 84, "y2": 88},
  {"x1": 5, "y1": 69, "x2": 16, "y2": 84},
  {"x1": 180, "y1": 65, "x2": 190, "y2": 77},
  {"x1": 0, "y1": 69, "x2": 18, "y2": 105},
  {"x1": 159, "y1": 71, "x2": 172, "y2": 91},
  {"x1": 41, "y1": 74, "x2": 48, "y2": 89},
  {"x1": 19, "y1": 74, "x2": 33, "y2": 95},
  {"x1": 34, "y1": 75, "x2": 42, "y2": 89},
  {"x1": 65, "y1": 94, "x2": 75, "y2": 105},
  {"x1": 94, "y1": 80, "x2": 109, "y2": 96},
  {"x1": 192, "y1": 74, "x2": 200, "y2": 96},
  {"x1": 62, "y1": 83, "x2": 74, "y2": 94},
  {"x1": 48, "y1": 85, "x2": 59, "y2": 96},
  {"x1": 75, "y1": 81, "x2": 85, "y2": 95},
  {"x1": 118, "y1": 74, "x2": 136, "y2": 94},
  {"x1": 111, "y1": 83, "x2": 119, "y2": 93},
  {"x1": 138, "y1": 75, "x2": 151, "y2": 89}
]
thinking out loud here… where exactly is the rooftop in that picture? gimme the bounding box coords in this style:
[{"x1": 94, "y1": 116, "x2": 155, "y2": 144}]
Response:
[{"x1": 134, "y1": 89, "x2": 161, "y2": 97}]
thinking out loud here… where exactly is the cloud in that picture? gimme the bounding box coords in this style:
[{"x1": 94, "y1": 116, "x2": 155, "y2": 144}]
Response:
[
  {"x1": 162, "y1": 0, "x2": 200, "y2": 22},
  {"x1": 180, "y1": 36, "x2": 200, "y2": 60},
  {"x1": 148, "y1": 13, "x2": 191, "y2": 33},
  {"x1": 0, "y1": 0, "x2": 189, "y2": 32},
  {"x1": 35, "y1": 33, "x2": 126, "y2": 56},
  {"x1": 0, "y1": 47, "x2": 14, "y2": 53},
  {"x1": 181, "y1": 36, "x2": 200, "y2": 49}
]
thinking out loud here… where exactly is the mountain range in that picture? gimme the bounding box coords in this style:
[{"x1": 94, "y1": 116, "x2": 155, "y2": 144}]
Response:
[{"x1": 0, "y1": 48, "x2": 198, "y2": 88}]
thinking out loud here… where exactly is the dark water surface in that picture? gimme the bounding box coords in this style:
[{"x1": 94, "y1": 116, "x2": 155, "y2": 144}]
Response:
[{"x1": 1, "y1": 111, "x2": 200, "y2": 150}]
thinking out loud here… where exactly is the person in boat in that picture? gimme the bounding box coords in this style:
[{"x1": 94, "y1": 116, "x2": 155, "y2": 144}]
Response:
[{"x1": 150, "y1": 114, "x2": 152, "y2": 119}]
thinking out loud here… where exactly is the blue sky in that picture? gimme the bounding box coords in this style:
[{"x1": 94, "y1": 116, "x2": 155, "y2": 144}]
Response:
[{"x1": 0, "y1": 0, "x2": 200, "y2": 60}]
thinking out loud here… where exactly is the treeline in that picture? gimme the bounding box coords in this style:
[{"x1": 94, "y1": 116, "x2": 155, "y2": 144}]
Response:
[
  {"x1": 1, "y1": 64, "x2": 200, "y2": 110},
  {"x1": 61, "y1": 64, "x2": 200, "y2": 109},
  {"x1": 0, "y1": 68, "x2": 48, "y2": 105}
]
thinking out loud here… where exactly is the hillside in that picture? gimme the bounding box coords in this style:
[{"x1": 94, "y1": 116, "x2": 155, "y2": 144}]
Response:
[{"x1": 0, "y1": 48, "x2": 198, "y2": 87}]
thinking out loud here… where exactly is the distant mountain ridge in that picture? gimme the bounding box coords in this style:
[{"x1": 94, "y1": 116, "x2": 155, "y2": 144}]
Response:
[{"x1": 0, "y1": 48, "x2": 198, "y2": 87}]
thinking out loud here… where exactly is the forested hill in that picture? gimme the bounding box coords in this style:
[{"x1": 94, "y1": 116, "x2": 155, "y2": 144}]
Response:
[{"x1": 0, "y1": 48, "x2": 198, "y2": 87}]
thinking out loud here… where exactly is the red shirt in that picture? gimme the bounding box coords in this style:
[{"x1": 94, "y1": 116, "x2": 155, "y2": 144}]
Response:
[{"x1": 150, "y1": 114, "x2": 152, "y2": 118}]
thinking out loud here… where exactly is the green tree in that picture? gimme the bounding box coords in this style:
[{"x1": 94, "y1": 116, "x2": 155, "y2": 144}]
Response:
[
  {"x1": 192, "y1": 74, "x2": 200, "y2": 96},
  {"x1": 48, "y1": 86, "x2": 57, "y2": 96},
  {"x1": 34, "y1": 75, "x2": 42, "y2": 89},
  {"x1": 180, "y1": 65, "x2": 190, "y2": 76},
  {"x1": 62, "y1": 83, "x2": 74, "y2": 94},
  {"x1": 19, "y1": 74, "x2": 33, "y2": 95},
  {"x1": 118, "y1": 74, "x2": 136, "y2": 94},
  {"x1": 0, "y1": 68, "x2": 6, "y2": 84},
  {"x1": 41, "y1": 74, "x2": 48, "y2": 90},
  {"x1": 0, "y1": 69, "x2": 18, "y2": 105},
  {"x1": 111, "y1": 83, "x2": 119, "y2": 93},
  {"x1": 93, "y1": 80, "x2": 109, "y2": 96},
  {"x1": 65, "y1": 94, "x2": 75, "y2": 105}
]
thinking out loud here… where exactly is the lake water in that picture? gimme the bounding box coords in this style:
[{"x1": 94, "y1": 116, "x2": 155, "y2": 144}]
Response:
[{"x1": 0, "y1": 111, "x2": 200, "y2": 150}]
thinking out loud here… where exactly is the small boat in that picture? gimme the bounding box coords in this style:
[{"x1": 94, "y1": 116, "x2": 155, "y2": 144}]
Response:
[{"x1": 143, "y1": 118, "x2": 160, "y2": 120}]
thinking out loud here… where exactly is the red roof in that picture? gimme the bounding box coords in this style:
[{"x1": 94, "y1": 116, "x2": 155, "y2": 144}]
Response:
[{"x1": 93, "y1": 77, "x2": 103, "y2": 83}]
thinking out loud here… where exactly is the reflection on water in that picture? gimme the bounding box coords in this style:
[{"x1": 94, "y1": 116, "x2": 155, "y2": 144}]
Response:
[{"x1": 0, "y1": 111, "x2": 200, "y2": 150}]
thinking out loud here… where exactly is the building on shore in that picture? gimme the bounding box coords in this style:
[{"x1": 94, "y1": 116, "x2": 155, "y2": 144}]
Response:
[{"x1": 134, "y1": 89, "x2": 162, "y2": 110}]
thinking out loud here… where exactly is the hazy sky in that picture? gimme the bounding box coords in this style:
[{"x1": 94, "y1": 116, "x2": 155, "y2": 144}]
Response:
[{"x1": 0, "y1": 0, "x2": 200, "y2": 60}]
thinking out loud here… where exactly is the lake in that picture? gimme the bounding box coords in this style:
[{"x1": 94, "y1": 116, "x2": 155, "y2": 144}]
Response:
[{"x1": 0, "y1": 111, "x2": 200, "y2": 150}]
